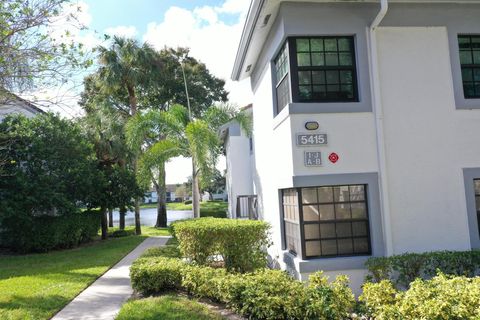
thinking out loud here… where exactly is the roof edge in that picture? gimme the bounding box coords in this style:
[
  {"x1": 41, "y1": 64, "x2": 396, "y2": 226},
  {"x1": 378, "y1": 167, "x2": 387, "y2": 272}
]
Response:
[{"x1": 231, "y1": 0, "x2": 265, "y2": 81}]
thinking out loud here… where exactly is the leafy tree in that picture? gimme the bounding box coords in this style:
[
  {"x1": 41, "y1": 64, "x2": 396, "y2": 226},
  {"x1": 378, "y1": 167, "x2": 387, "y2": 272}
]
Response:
[
  {"x1": 0, "y1": 113, "x2": 101, "y2": 249},
  {"x1": 83, "y1": 44, "x2": 228, "y2": 228},
  {"x1": 0, "y1": 0, "x2": 92, "y2": 101},
  {"x1": 94, "y1": 36, "x2": 163, "y2": 235},
  {"x1": 141, "y1": 47, "x2": 228, "y2": 117},
  {"x1": 126, "y1": 104, "x2": 251, "y2": 218},
  {"x1": 81, "y1": 104, "x2": 141, "y2": 238},
  {"x1": 202, "y1": 169, "x2": 226, "y2": 200}
]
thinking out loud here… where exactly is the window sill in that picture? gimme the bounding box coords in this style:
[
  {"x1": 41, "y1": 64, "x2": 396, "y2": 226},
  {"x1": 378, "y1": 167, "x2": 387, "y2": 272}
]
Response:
[{"x1": 282, "y1": 250, "x2": 371, "y2": 272}]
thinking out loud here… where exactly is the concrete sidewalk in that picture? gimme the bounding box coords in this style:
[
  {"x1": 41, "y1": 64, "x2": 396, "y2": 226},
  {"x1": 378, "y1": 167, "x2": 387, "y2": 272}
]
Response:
[{"x1": 52, "y1": 236, "x2": 170, "y2": 320}]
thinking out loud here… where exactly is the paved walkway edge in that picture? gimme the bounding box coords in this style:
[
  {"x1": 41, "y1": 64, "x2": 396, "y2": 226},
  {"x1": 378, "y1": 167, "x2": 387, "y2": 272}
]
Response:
[{"x1": 51, "y1": 236, "x2": 170, "y2": 320}]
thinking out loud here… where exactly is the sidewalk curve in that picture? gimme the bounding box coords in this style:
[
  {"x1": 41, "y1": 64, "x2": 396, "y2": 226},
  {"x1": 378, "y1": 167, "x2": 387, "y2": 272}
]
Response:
[{"x1": 51, "y1": 236, "x2": 169, "y2": 320}]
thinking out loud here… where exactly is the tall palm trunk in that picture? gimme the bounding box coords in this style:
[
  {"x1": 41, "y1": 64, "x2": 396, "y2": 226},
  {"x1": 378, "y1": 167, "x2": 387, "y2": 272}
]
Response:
[
  {"x1": 128, "y1": 84, "x2": 142, "y2": 235},
  {"x1": 192, "y1": 160, "x2": 200, "y2": 218},
  {"x1": 100, "y1": 206, "x2": 108, "y2": 240},
  {"x1": 155, "y1": 163, "x2": 167, "y2": 227},
  {"x1": 119, "y1": 205, "x2": 126, "y2": 230},
  {"x1": 108, "y1": 207, "x2": 113, "y2": 228}
]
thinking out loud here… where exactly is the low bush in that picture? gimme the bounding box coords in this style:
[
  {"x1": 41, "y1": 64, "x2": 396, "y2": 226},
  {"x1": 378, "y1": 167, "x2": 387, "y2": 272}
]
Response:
[
  {"x1": 109, "y1": 228, "x2": 136, "y2": 238},
  {"x1": 365, "y1": 250, "x2": 480, "y2": 287},
  {"x1": 130, "y1": 256, "x2": 186, "y2": 294},
  {"x1": 199, "y1": 210, "x2": 227, "y2": 218},
  {"x1": 172, "y1": 217, "x2": 270, "y2": 272},
  {"x1": 183, "y1": 200, "x2": 192, "y2": 205},
  {"x1": 131, "y1": 253, "x2": 356, "y2": 320},
  {"x1": 360, "y1": 273, "x2": 480, "y2": 320},
  {"x1": 141, "y1": 245, "x2": 181, "y2": 258},
  {"x1": 0, "y1": 210, "x2": 101, "y2": 253}
]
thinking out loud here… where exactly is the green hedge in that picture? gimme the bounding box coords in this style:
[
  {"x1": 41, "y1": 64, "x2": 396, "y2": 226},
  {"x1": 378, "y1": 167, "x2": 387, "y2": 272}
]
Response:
[
  {"x1": 0, "y1": 210, "x2": 101, "y2": 253},
  {"x1": 109, "y1": 229, "x2": 136, "y2": 238},
  {"x1": 130, "y1": 256, "x2": 355, "y2": 320},
  {"x1": 360, "y1": 273, "x2": 480, "y2": 319},
  {"x1": 199, "y1": 210, "x2": 227, "y2": 218},
  {"x1": 365, "y1": 250, "x2": 480, "y2": 287},
  {"x1": 172, "y1": 218, "x2": 270, "y2": 272}
]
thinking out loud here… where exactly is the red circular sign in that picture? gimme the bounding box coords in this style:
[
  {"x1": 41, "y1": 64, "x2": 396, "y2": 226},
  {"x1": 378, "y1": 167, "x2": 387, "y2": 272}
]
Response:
[{"x1": 328, "y1": 153, "x2": 339, "y2": 164}]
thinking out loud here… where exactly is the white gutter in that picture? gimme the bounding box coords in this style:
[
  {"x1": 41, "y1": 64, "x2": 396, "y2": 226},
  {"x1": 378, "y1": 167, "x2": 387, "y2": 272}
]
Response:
[{"x1": 368, "y1": 0, "x2": 394, "y2": 256}]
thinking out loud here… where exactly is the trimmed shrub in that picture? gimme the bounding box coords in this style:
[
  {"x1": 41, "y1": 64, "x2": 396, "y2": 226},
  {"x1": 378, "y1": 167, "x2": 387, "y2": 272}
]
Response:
[
  {"x1": 360, "y1": 273, "x2": 480, "y2": 320},
  {"x1": 0, "y1": 210, "x2": 101, "y2": 253},
  {"x1": 172, "y1": 217, "x2": 270, "y2": 272},
  {"x1": 141, "y1": 245, "x2": 182, "y2": 258},
  {"x1": 130, "y1": 257, "x2": 186, "y2": 294},
  {"x1": 183, "y1": 200, "x2": 192, "y2": 205},
  {"x1": 131, "y1": 252, "x2": 356, "y2": 320},
  {"x1": 200, "y1": 210, "x2": 227, "y2": 218},
  {"x1": 109, "y1": 229, "x2": 136, "y2": 238},
  {"x1": 365, "y1": 250, "x2": 480, "y2": 287}
]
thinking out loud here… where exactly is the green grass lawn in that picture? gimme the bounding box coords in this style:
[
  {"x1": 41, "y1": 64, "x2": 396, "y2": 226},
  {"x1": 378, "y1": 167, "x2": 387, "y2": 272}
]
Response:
[
  {"x1": 108, "y1": 226, "x2": 171, "y2": 237},
  {"x1": 141, "y1": 200, "x2": 227, "y2": 214},
  {"x1": 0, "y1": 236, "x2": 147, "y2": 320},
  {"x1": 116, "y1": 295, "x2": 224, "y2": 320}
]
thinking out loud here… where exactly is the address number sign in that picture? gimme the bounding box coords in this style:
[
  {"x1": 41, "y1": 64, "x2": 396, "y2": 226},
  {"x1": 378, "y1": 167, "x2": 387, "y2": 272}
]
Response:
[{"x1": 296, "y1": 133, "x2": 327, "y2": 146}]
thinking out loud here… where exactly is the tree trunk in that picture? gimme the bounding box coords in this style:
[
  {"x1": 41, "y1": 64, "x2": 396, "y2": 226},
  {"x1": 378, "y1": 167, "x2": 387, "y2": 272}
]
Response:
[
  {"x1": 128, "y1": 86, "x2": 141, "y2": 235},
  {"x1": 155, "y1": 163, "x2": 167, "y2": 228},
  {"x1": 134, "y1": 198, "x2": 141, "y2": 235},
  {"x1": 100, "y1": 206, "x2": 108, "y2": 240},
  {"x1": 133, "y1": 159, "x2": 142, "y2": 235},
  {"x1": 192, "y1": 160, "x2": 201, "y2": 218},
  {"x1": 119, "y1": 205, "x2": 126, "y2": 230},
  {"x1": 108, "y1": 207, "x2": 113, "y2": 228}
]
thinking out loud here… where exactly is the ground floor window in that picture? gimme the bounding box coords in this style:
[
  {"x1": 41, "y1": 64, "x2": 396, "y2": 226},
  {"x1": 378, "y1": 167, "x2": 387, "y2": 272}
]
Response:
[
  {"x1": 282, "y1": 184, "x2": 371, "y2": 259},
  {"x1": 474, "y1": 179, "x2": 480, "y2": 236}
]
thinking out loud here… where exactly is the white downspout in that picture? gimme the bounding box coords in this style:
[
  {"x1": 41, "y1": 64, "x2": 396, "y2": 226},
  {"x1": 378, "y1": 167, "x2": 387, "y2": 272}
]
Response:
[{"x1": 368, "y1": 0, "x2": 394, "y2": 256}]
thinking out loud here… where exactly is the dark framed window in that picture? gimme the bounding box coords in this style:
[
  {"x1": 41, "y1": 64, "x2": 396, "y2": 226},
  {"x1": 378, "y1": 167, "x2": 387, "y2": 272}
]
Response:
[
  {"x1": 274, "y1": 42, "x2": 291, "y2": 113},
  {"x1": 458, "y1": 35, "x2": 480, "y2": 99},
  {"x1": 282, "y1": 189, "x2": 301, "y2": 255},
  {"x1": 292, "y1": 36, "x2": 358, "y2": 103},
  {"x1": 474, "y1": 179, "x2": 480, "y2": 236},
  {"x1": 282, "y1": 185, "x2": 371, "y2": 259},
  {"x1": 273, "y1": 36, "x2": 359, "y2": 115}
]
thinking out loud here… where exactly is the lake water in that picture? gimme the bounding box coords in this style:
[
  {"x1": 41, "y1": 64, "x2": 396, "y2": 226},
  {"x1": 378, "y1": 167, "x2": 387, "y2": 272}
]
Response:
[{"x1": 112, "y1": 208, "x2": 193, "y2": 227}]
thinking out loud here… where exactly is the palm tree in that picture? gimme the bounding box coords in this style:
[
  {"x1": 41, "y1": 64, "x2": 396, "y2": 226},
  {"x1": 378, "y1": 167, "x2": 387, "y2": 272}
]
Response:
[
  {"x1": 82, "y1": 104, "x2": 133, "y2": 238},
  {"x1": 126, "y1": 104, "x2": 251, "y2": 218},
  {"x1": 96, "y1": 36, "x2": 162, "y2": 235}
]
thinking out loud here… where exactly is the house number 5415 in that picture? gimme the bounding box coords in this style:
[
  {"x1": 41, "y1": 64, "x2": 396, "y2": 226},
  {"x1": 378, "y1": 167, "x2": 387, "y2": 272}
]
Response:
[{"x1": 296, "y1": 133, "x2": 328, "y2": 146}]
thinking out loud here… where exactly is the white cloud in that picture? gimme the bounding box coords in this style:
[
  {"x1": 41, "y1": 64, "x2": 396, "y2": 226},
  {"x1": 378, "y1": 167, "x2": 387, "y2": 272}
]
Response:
[
  {"x1": 142, "y1": 2, "x2": 253, "y2": 108},
  {"x1": 142, "y1": 1, "x2": 252, "y2": 184},
  {"x1": 104, "y1": 25, "x2": 138, "y2": 38}
]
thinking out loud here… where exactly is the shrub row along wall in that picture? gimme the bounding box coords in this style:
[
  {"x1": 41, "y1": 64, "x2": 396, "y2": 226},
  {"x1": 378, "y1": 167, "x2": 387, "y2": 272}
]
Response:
[
  {"x1": 172, "y1": 217, "x2": 271, "y2": 272},
  {"x1": 0, "y1": 210, "x2": 101, "y2": 253},
  {"x1": 360, "y1": 274, "x2": 480, "y2": 319},
  {"x1": 365, "y1": 250, "x2": 480, "y2": 287},
  {"x1": 130, "y1": 252, "x2": 355, "y2": 320}
]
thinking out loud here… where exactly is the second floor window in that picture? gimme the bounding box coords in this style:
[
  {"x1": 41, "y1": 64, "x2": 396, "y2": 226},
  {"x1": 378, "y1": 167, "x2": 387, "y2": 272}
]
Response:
[
  {"x1": 459, "y1": 35, "x2": 480, "y2": 99},
  {"x1": 273, "y1": 36, "x2": 359, "y2": 113}
]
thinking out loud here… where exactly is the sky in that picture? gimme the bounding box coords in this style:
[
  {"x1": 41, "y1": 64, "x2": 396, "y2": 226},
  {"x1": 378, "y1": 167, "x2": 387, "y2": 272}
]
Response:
[{"x1": 62, "y1": 0, "x2": 253, "y2": 185}]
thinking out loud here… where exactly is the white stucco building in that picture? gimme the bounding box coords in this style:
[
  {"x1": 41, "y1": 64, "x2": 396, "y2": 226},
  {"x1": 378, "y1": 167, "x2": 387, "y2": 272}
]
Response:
[
  {"x1": 0, "y1": 94, "x2": 44, "y2": 121},
  {"x1": 220, "y1": 105, "x2": 257, "y2": 219},
  {"x1": 230, "y1": 0, "x2": 480, "y2": 291}
]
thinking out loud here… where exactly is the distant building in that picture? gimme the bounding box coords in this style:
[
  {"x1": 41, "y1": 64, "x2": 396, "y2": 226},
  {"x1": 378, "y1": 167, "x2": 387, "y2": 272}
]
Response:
[
  {"x1": 143, "y1": 184, "x2": 182, "y2": 204},
  {"x1": 0, "y1": 93, "x2": 45, "y2": 121},
  {"x1": 220, "y1": 105, "x2": 256, "y2": 219}
]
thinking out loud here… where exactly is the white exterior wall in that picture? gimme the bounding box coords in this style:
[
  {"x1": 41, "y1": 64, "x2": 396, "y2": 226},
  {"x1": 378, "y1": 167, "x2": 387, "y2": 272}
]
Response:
[
  {"x1": 234, "y1": 1, "x2": 480, "y2": 294},
  {"x1": 0, "y1": 102, "x2": 41, "y2": 121},
  {"x1": 252, "y1": 64, "x2": 295, "y2": 258},
  {"x1": 225, "y1": 133, "x2": 254, "y2": 218},
  {"x1": 376, "y1": 27, "x2": 478, "y2": 253}
]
